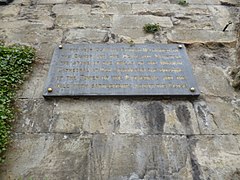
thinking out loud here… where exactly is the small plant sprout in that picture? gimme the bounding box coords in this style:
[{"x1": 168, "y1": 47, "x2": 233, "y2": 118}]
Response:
[
  {"x1": 143, "y1": 23, "x2": 160, "y2": 34},
  {"x1": 178, "y1": 0, "x2": 189, "y2": 6}
]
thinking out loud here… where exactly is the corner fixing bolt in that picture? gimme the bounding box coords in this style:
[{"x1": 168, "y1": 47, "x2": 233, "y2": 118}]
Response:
[
  {"x1": 178, "y1": 45, "x2": 183, "y2": 49},
  {"x1": 59, "y1": 44, "x2": 63, "y2": 49},
  {"x1": 48, "y1": 88, "x2": 53, "y2": 93},
  {"x1": 223, "y1": 21, "x2": 232, "y2": 32},
  {"x1": 190, "y1": 87, "x2": 195, "y2": 92}
]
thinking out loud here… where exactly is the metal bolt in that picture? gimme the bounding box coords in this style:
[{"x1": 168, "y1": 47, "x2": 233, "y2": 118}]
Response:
[
  {"x1": 59, "y1": 44, "x2": 63, "y2": 49},
  {"x1": 48, "y1": 88, "x2": 53, "y2": 92},
  {"x1": 178, "y1": 45, "x2": 183, "y2": 49},
  {"x1": 190, "y1": 87, "x2": 195, "y2": 92}
]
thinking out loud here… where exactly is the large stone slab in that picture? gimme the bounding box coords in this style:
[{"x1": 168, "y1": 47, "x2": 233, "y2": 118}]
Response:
[
  {"x1": 89, "y1": 134, "x2": 193, "y2": 179},
  {"x1": 63, "y1": 29, "x2": 109, "y2": 43},
  {"x1": 51, "y1": 98, "x2": 120, "y2": 134},
  {"x1": 55, "y1": 14, "x2": 111, "y2": 28},
  {"x1": 52, "y1": 4, "x2": 91, "y2": 15},
  {"x1": 113, "y1": 15, "x2": 173, "y2": 29},
  {"x1": 194, "y1": 97, "x2": 240, "y2": 134},
  {"x1": 118, "y1": 100, "x2": 200, "y2": 135},
  {"x1": 167, "y1": 30, "x2": 237, "y2": 44},
  {"x1": 190, "y1": 135, "x2": 240, "y2": 180},
  {"x1": 0, "y1": 134, "x2": 91, "y2": 179},
  {"x1": 193, "y1": 65, "x2": 237, "y2": 97}
]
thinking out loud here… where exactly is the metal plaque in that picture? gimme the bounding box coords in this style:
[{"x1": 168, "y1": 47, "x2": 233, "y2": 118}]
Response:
[{"x1": 43, "y1": 44, "x2": 200, "y2": 97}]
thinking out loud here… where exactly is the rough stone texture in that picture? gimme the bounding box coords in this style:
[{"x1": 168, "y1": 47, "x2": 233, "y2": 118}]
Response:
[
  {"x1": 55, "y1": 14, "x2": 112, "y2": 28},
  {"x1": 189, "y1": 135, "x2": 240, "y2": 180},
  {"x1": 0, "y1": 134, "x2": 91, "y2": 179},
  {"x1": 167, "y1": 30, "x2": 237, "y2": 44},
  {"x1": 90, "y1": 135, "x2": 193, "y2": 179},
  {"x1": 0, "y1": 0, "x2": 240, "y2": 179},
  {"x1": 63, "y1": 29, "x2": 109, "y2": 43},
  {"x1": 118, "y1": 100, "x2": 200, "y2": 135}
]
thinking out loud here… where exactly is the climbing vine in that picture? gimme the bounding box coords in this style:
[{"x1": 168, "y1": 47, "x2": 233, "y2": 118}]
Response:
[{"x1": 0, "y1": 43, "x2": 35, "y2": 163}]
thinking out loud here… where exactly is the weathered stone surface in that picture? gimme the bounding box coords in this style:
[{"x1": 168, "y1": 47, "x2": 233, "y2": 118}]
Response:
[
  {"x1": 63, "y1": 29, "x2": 109, "y2": 43},
  {"x1": 0, "y1": 134, "x2": 91, "y2": 180},
  {"x1": 187, "y1": 0, "x2": 220, "y2": 4},
  {"x1": 113, "y1": 15, "x2": 173, "y2": 29},
  {"x1": 187, "y1": 44, "x2": 236, "y2": 68},
  {"x1": 52, "y1": 4, "x2": 91, "y2": 15},
  {"x1": 51, "y1": 98, "x2": 120, "y2": 134},
  {"x1": 194, "y1": 97, "x2": 240, "y2": 134},
  {"x1": 11, "y1": 0, "x2": 31, "y2": 5},
  {"x1": 91, "y1": 2, "x2": 132, "y2": 15},
  {"x1": 0, "y1": 5, "x2": 20, "y2": 19},
  {"x1": 190, "y1": 135, "x2": 240, "y2": 180},
  {"x1": 37, "y1": 0, "x2": 67, "y2": 4},
  {"x1": 112, "y1": 15, "x2": 172, "y2": 42},
  {"x1": 3, "y1": 26, "x2": 62, "y2": 46},
  {"x1": 104, "y1": 0, "x2": 147, "y2": 3},
  {"x1": 167, "y1": 30, "x2": 237, "y2": 44},
  {"x1": 17, "y1": 63, "x2": 50, "y2": 98},
  {"x1": 193, "y1": 65, "x2": 237, "y2": 97},
  {"x1": 55, "y1": 14, "x2": 111, "y2": 28},
  {"x1": 118, "y1": 101, "x2": 200, "y2": 135},
  {"x1": 220, "y1": 0, "x2": 239, "y2": 6},
  {"x1": 13, "y1": 99, "x2": 54, "y2": 133},
  {"x1": 18, "y1": 5, "x2": 54, "y2": 29},
  {"x1": 90, "y1": 135, "x2": 193, "y2": 179}
]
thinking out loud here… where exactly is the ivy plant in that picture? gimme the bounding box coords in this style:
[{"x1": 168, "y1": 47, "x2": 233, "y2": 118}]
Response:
[{"x1": 0, "y1": 43, "x2": 35, "y2": 163}]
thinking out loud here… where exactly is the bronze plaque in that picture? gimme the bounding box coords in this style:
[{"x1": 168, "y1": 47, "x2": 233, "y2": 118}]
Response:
[{"x1": 43, "y1": 44, "x2": 200, "y2": 97}]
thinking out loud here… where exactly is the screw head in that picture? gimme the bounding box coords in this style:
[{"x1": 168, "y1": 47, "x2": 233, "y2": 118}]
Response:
[
  {"x1": 48, "y1": 88, "x2": 53, "y2": 92},
  {"x1": 190, "y1": 87, "x2": 195, "y2": 92},
  {"x1": 178, "y1": 45, "x2": 183, "y2": 49},
  {"x1": 59, "y1": 45, "x2": 63, "y2": 49}
]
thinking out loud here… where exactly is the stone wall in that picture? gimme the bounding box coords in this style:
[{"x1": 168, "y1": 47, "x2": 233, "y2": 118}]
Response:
[{"x1": 0, "y1": 0, "x2": 240, "y2": 179}]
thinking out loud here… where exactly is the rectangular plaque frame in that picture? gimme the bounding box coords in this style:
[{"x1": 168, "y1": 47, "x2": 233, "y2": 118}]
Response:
[{"x1": 43, "y1": 44, "x2": 200, "y2": 97}]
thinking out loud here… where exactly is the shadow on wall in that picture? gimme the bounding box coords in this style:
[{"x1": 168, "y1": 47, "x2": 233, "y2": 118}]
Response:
[{"x1": 0, "y1": 0, "x2": 14, "y2": 5}]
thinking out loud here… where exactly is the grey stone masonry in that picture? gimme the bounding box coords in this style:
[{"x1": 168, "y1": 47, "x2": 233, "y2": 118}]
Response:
[{"x1": 0, "y1": 0, "x2": 240, "y2": 179}]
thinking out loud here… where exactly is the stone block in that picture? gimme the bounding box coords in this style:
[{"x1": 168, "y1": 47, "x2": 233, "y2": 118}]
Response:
[
  {"x1": 132, "y1": 4, "x2": 175, "y2": 16},
  {"x1": 38, "y1": 0, "x2": 67, "y2": 4},
  {"x1": 220, "y1": 0, "x2": 239, "y2": 6},
  {"x1": 55, "y1": 14, "x2": 112, "y2": 28},
  {"x1": 112, "y1": 15, "x2": 172, "y2": 42},
  {"x1": 118, "y1": 100, "x2": 200, "y2": 135},
  {"x1": 91, "y1": 2, "x2": 132, "y2": 15},
  {"x1": 193, "y1": 65, "x2": 237, "y2": 97},
  {"x1": 113, "y1": 15, "x2": 173, "y2": 29},
  {"x1": 90, "y1": 134, "x2": 193, "y2": 179},
  {"x1": 51, "y1": 98, "x2": 120, "y2": 134},
  {"x1": 0, "y1": 134, "x2": 91, "y2": 179},
  {"x1": 3, "y1": 26, "x2": 62, "y2": 47},
  {"x1": 52, "y1": 4, "x2": 91, "y2": 15},
  {"x1": 11, "y1": 0, "x2": 31, "y2": 5},
  {"x1": 187, "y1": 0, "x2": 220, "y2": 4},
  {"x1": 0, "y1": 5, "x2": 20, "y2": 19},
  {"x1": 104, "y1": 0, "x2": 147, "y2": 3},
  {"x1": 13, "y1": 99, "x2": 54, "y2": 133},
  {"x1": 17, "y1": 63, "x2": 50, "y2": 99},
  {"x1": 167, "y1": 30, "x2": 237, "y2": 44},
  {"x1": 63, "y1": 29, "x2": 108, "y2": 43},
  {"x1": 190, "y1": 135, "x2": 240, "y2": 179},
  {"x1": 194, "y1": 98, "x2": 240, "y2": 134}
]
